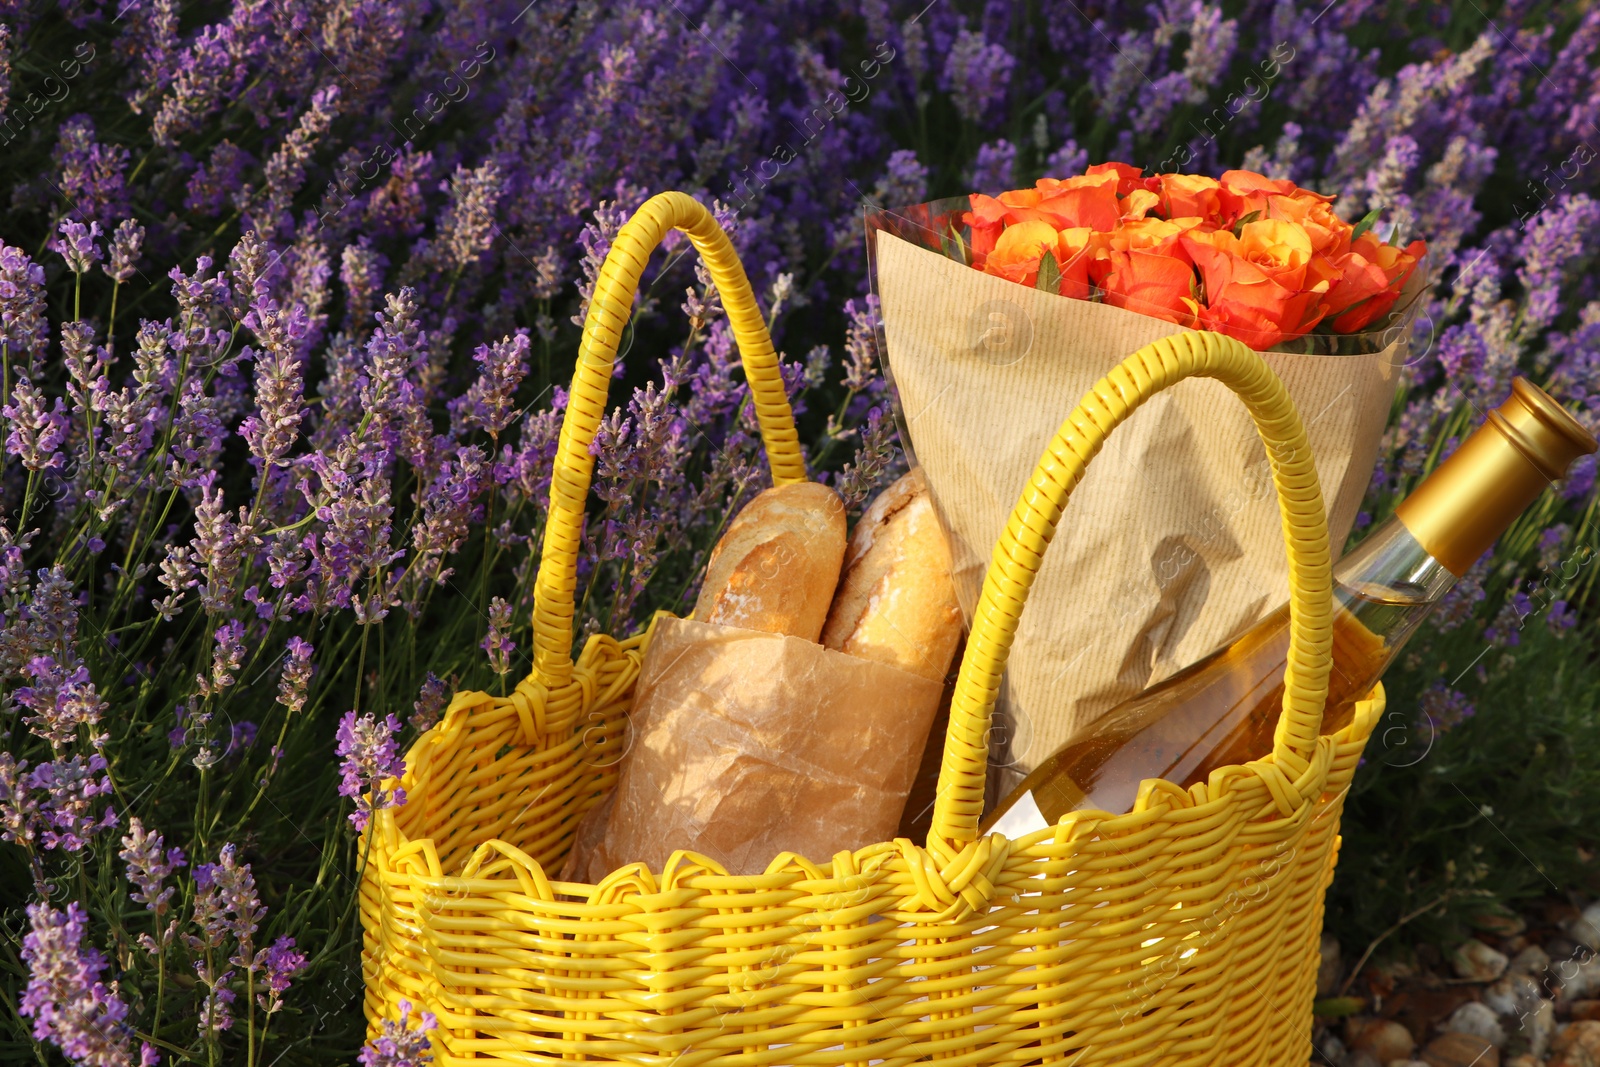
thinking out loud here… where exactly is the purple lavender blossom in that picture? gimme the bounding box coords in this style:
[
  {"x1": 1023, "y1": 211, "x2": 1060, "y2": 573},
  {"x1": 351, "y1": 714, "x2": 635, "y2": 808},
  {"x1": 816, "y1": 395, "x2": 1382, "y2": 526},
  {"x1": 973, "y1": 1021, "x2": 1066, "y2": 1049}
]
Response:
[
  {"x1": 199, "y1": 618, "x2": 247, "y2": 696},
  {"x1": 407, "y1": 444, "x2": 488, "y2": 592},
  {"x1": 50, "y1": 218, "x2": 105, "y2": 275},
  {"x1": 277, "y1": 637, "x2": 315, "y2": 713},
  {"x1": 0, "y1": 240, "x2": 49, "y2": 362},
  {"x1": 438, "y1": 158, "x2": 503, "y2": 278},
  {"x1": 20, "y1": 902, "x2": 133, "y2": 1067},
  {"x1": 28, "y1": 755, "x2": 118, "y2": 851},
  {"x1": 967, "y1": 138, "x2": 1016, "y2": 196},
  {"x1": 336, "y1": 711, "x2": 407, "y2": 831},
  {"x1": 4, "y1": 376, "x2": 70, "y2": 471},
  {"x1": 359, "y1": 1000, "x2": 437, "y2": 1067},
  {"x1": 0, "y1": 752, "x2": 41, "y2": 853},
  {"x1": 103, "y1": 219, "x2": 145, "y2": 284},
  {"x1": 410, "y1": 672, "x2": 451, "y2": 733},
  {"x1": 450, "y1": 332, "x2": 530, "y2": 437},
  {"x1": 16, "y1": 656, "x2": 108, "y2": 751},
  {"x1": 257, "y1": 937, "x2": 306, "y2": 1015},
  {"x1": 119, "y1": 817, "x2": 186, "y2": 953},
  {"x1": 54, "y1": 117, "x2": 130, "y2": 227},
  {"x1": 186, "y1": 843, "x2": 263, "y2": 1036},
  {"x1": 1486, "y1": 587, "x2": 1535, "y2": 648},
  {"x1": 482, "y1": 597, "x2": 515, "y2": 679},
  {"x1": 941, "y1": 29, "x2": 1016, "y2": 123},
  {"x1": 238, "y1": 331, "x2": 308, "y2": 473},
  {"x1": 1418, "y1": 681, "x2": 1476, "y2": 733}
]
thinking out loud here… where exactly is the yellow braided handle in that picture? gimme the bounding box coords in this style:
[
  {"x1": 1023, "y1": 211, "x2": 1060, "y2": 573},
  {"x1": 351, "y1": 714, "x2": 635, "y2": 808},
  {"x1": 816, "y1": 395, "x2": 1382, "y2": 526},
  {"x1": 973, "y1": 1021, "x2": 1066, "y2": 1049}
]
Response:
[
  {"x1": 532, "y1": 192, "x2": 806, "y2": 685},
  {"x1": 929, "y1": 331, "x2": 1334, "y2": 854}
]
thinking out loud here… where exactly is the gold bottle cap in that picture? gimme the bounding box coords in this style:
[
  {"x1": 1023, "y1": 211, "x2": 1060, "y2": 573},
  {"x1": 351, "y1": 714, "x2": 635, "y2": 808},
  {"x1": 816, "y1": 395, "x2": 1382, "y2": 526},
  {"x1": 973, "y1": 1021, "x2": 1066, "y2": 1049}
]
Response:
[{"x1": 1395, "y1": 378, "x2": 1597, "y2": 576}]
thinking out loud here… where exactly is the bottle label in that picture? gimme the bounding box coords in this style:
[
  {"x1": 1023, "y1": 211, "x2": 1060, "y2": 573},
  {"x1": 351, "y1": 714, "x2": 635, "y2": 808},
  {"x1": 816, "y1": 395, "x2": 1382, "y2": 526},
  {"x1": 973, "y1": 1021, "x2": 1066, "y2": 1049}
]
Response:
[{"x1": 989, "y1": 789, "x2": 1050, "y2": 839}]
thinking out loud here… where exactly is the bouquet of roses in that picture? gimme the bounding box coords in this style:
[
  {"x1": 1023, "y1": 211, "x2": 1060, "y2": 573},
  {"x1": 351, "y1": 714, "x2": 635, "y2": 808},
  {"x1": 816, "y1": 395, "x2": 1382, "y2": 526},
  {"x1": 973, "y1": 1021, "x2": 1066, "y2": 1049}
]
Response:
[
  {"x1": 865, "y1": 164, "x2": 1428, "y2": 799},
  {"x1": 967, "y1": 163, "x2": 1427, "y2": 350}
]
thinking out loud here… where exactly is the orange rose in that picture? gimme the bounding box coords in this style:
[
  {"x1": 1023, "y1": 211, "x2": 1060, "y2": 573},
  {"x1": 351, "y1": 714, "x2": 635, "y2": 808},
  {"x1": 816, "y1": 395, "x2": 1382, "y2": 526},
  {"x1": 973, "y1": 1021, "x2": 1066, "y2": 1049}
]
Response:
[
  {"x1": 1159, "y1": 174, "x2": 1225, "y2": 223},
  {"x1": 1217, "y1": 169, "x2": 1299, "y2": 219},
  {"x1": 981, "y1": 220, "x2": 1061, "y2": 287},
  {"x1": 1054, "y1": 227, "x2": 1096, "y2": 299},
  {"x1": 1095, "y1": 248, "x2": 1198, "y2": 325},
  {"x1": 1328, "y1": 234, "x2": 1426, "y2": 332},
  {"x1": 1182, "y1": 223, "x2": 1327, "y2": 348},
  {"x1": 1107, "y1": 216, "x2": 1211, "y2": 253},
  {"x1": 1265, "y1": 192, "x2": 1354, "y2": 258},
  {"x1": 1085, "y1": 161, "x2": 1159, "y2": 197},
  {"x1": 1030, "y1": 171, "x2": 1122, "y2": 230},
  {"x1": 964, "y1": 193, "x2": 1009, "y2": 258},
  {"x1": 1120, "y1": 188, "x2": 1162, "y2": 221}
]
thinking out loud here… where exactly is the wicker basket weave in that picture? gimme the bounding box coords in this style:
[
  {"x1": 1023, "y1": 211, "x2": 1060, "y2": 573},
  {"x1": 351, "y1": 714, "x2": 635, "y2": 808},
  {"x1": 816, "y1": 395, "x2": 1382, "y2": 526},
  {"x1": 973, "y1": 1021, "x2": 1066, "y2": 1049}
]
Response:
[{"x1": 358, "y1": 190, "x2": 1383, "y2": 1065}]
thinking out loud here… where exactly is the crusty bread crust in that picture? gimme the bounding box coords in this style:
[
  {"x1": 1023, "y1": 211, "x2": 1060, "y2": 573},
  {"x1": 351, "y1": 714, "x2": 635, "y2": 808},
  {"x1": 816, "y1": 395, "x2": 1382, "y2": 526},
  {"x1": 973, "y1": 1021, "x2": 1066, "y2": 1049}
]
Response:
[
  {"x1": 820, "y1": 469, "x2": 963, "y2": 681},
  {"x1": 692, "y1": 482, "x2": 847, "y2": 642}
]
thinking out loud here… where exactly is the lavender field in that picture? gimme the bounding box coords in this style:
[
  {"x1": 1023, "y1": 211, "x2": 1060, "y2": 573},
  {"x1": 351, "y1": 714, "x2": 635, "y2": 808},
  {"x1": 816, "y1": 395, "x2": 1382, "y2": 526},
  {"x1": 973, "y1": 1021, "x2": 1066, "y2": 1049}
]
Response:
[{"x1": 1, "y1": 0, "x2": 1599, "y2": 1063}]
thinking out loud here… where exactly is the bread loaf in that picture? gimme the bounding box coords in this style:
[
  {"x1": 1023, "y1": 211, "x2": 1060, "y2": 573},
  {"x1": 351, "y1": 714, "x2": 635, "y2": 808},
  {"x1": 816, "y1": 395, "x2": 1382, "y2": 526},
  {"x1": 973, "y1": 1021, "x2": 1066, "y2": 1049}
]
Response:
[
  {"x1": 821, "y1": 469, "x2": 963, "y2": 681},
  {"x1": 692, "y1": 482, "x2": 847, "y2": 642}
]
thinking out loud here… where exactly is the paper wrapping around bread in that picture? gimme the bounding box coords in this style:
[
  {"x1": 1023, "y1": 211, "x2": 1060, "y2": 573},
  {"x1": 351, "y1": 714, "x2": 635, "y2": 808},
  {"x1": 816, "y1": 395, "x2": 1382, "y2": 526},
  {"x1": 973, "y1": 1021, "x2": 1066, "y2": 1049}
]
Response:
[
  {"x1": 873, "y1": 229, "x2": 1414, "y2": 801},
  {"x1": 821, "y1": 469, "x2": 963, "y2": 682},
  {"x1": 560, "y1": 617, "x2": 942, "y2": 880},
  {"x1": 693, "y1": 482, "x2": 846, "y2": 642}
]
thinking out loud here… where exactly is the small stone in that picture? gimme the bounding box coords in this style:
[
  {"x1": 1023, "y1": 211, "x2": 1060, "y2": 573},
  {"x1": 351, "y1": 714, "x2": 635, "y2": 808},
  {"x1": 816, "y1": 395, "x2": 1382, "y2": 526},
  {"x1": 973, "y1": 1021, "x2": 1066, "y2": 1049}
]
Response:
[
  {"x1": 1422, "y1": 1032, "x2": 1500, "y2": 1067},
  {"x1": 1526, "y1": 999, "x2": 1556, "y2": 1059},
  {"x1": 1557, "y1": 954, "x2": 1600, "y2": 1004},
  {"x1": 1346, "y1": 1052, "x2": 1382, "y2": 1067},
  {"x1": 1320, "y1": 931, "x2": 1344, "y2": 997},
  {"x1": 1573, "y1": 1000, "x2": 1600, "y2": 1022},
  {"x1": 1316, "y1": 1032, "x2": 1347, "y2": 1065},
  {"x1": 1453, "y1": 939, "x2": 1511, "y2": 982},
  {"x1": 1570, "y1": 903, "x2": 1600, "y2": 953},
  {"x1": 1484, "y1": 974, "x2": 1545, "y2": 1017},
  {"x1": 1550, "y1": 1019, "x2": 1600, "y2": 1067},
  {"x1": 1509, "y1": 945, "x2": 1552, "y2": 978},
  {"x1": 1346, "y1": 1017, "x2": 1416, "y2": 1063},
  {"x1": 1504, "y1": 1058, "x2": 1541, "y2": 1067},
  {"x1": 1441, "y1": 1002, "x2": 1507, "y2": 1047},
  {"x1": 1422, "y1": 1032, "x2": 1501, "y2": 1067}
]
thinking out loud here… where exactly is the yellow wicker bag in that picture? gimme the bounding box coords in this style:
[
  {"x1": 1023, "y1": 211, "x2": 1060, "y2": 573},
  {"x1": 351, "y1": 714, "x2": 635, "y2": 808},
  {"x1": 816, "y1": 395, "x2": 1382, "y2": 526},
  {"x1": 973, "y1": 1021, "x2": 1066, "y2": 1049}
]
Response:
[{"x1": 359, "y1": 191, "x2": 1384, "y2": 1065}]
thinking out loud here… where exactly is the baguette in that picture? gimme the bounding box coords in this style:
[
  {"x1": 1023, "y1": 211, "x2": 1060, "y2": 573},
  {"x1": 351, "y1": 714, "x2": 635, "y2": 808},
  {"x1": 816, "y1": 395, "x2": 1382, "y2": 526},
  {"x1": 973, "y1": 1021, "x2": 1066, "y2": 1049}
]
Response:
[
  {"x1": 692, "y1": 482, "x2": 847, "y2": 642},
  {"x1": 821, "y1": 469, "x2": 963, "y2": 681}
]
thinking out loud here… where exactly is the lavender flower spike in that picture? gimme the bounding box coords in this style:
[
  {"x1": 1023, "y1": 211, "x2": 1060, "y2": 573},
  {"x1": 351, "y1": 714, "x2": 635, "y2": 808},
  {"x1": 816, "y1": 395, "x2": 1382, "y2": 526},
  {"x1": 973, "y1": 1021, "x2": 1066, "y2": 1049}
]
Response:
[
  {"x1": 257, "y1": 937, "x2": 306, "y2": 1015},
  {"x1": 103, "y1": 220, "x2": 145, "y2": 284},
  {"x1": 21, "y1": 901, "x2": 134, "y2": 1067},
  {"x1": 50, "y1": 219, "x2": 105, "y2": 275},
  {"x1": 360, "y1": 999, "x2": 437, "y2": 1067},
  {"x1": 482, "y1": 597, "x2": 515, "y2": 679},
  {"x1": 120, "y1": 817, "x2": 187, "y2": 953},
  {"x1": 336, "y1": 711, "x2": 407, "y2": 831},
  {"x1": 410, "y1": 672, "x2": 451, "y2": 733},
  {"x1": 3, "y1": 377, "x2": 70, "y2": 471},
  {"x1": 0, "y1": 240, "x2": 50, "y2": 360},
  {"x1": 276, "y1": 637, "x2": 315, "y2": 713}
]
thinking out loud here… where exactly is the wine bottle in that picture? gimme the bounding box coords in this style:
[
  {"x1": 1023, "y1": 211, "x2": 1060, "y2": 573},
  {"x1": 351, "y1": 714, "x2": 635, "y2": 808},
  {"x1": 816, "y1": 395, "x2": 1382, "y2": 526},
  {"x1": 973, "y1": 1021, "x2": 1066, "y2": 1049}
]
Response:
[{"x1": 983, "y1": 378, "x2": 1597, "y2": 835}]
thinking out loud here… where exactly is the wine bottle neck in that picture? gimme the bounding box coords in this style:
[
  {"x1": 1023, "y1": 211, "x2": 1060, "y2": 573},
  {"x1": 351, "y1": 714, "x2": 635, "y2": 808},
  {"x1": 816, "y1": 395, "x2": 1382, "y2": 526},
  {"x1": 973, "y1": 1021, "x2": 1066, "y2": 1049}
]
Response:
[{"x1": 1332, "y1": 515, "x2": 1456, "y2": 653}]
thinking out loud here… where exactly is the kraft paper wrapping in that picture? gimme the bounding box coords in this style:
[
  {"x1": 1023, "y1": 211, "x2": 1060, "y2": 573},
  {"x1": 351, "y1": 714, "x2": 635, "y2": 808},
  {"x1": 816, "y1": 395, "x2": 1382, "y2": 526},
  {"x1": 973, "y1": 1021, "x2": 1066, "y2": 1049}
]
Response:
[
  {"x1": 873, "y1": 231, "x2": 1410, "y2": 800},
  {"x1": 562, "y1": 616, "x2": 943, "y2": 880}
]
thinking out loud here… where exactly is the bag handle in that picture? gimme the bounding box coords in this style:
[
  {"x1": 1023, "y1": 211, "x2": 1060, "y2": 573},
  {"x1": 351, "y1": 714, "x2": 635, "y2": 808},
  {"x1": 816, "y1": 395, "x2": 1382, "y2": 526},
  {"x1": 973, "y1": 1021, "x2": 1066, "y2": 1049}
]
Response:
[
  {"x1": 532, "y1": 192, "x2": 806, "y2": 686},
  {"x1": 928, "y1": 331, "x2": 1334, "y2": 857}
]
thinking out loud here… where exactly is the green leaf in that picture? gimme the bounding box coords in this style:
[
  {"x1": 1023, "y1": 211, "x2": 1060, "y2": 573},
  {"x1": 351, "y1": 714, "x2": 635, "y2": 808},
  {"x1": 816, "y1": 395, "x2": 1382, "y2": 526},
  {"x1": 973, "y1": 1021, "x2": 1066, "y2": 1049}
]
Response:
[
  {"x1": 1350, "y1": 206, "x2": 1384, "y2": 242},
  {"x1": 1230, "y1": 209, "x2": 1262, "y2": 236},
  {"x1": 1036, "y1": 248, "x2": 1062, "y2": 294},
  {"x1": 1311, "y1": 997, "x2": 1366, "y2": 1018}
]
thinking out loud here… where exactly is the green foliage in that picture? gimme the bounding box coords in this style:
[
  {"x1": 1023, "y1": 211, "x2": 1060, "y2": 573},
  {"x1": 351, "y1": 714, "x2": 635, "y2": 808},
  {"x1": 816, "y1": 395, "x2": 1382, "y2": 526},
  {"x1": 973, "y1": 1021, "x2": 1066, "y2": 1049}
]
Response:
[{"x1": 1329, "y1": 608, "x2": 1600, "y2": 958}]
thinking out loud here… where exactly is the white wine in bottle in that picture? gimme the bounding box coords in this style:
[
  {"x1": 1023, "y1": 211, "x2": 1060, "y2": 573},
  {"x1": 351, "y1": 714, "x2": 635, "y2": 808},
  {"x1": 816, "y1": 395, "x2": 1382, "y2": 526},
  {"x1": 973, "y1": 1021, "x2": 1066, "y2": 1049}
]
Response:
[{"x1": 984, "y1": 378, "x2": 1597, "y2": 834}]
